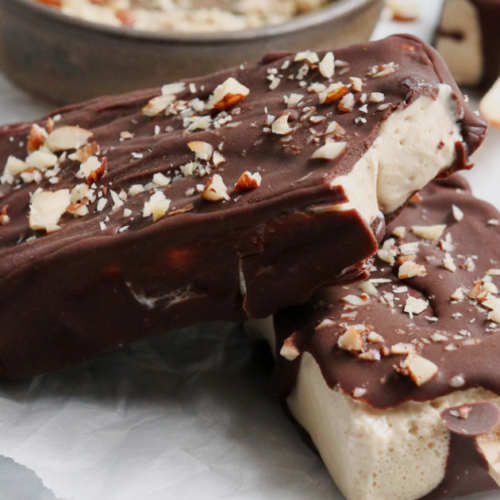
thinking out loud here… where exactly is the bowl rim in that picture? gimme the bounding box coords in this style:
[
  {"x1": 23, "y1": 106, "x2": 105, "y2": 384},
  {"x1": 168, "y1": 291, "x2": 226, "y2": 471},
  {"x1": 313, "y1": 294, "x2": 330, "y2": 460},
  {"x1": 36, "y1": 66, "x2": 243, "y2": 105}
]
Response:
[{"x1": 5, "y1": 0, "x2": 380, "y2": 44}]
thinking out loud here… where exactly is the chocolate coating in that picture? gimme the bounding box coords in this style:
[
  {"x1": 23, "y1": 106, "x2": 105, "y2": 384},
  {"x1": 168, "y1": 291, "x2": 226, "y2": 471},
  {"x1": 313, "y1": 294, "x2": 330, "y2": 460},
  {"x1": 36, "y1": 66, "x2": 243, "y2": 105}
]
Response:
[
  {"x1": 441, "y1": 402, "x2": 500, "y2": 436},
  {"x1": 273, "y1": 175, "x2": 500, "y2": 499},
  {"x1": 0, "y1": 36, "x2": 485, "y2": 379}
]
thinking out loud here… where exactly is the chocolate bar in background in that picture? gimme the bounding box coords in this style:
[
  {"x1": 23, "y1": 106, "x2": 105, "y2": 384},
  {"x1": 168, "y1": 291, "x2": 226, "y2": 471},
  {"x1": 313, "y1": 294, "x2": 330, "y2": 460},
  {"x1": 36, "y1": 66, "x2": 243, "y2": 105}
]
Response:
[
  {"x1": 436, "y1": 0, "x2": 500, "y2": 88},
  {"x1": 0, "y1": 35, "x2": 486, "y2": 378}
]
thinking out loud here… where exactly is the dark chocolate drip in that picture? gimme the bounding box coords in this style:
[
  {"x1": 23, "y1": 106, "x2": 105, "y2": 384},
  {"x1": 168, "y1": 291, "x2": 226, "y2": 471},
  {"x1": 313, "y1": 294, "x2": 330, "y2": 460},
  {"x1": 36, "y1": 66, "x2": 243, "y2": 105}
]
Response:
[{"x1": 423, "y1": 403, "x2": 500, "y2": 499}]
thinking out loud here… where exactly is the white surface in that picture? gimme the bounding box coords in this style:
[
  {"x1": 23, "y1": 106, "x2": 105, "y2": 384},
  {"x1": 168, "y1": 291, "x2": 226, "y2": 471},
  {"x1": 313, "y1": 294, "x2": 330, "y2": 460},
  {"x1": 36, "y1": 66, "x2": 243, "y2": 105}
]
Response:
[{"x1": 0, "y1": 4, "x2": 500, "y2": 500}]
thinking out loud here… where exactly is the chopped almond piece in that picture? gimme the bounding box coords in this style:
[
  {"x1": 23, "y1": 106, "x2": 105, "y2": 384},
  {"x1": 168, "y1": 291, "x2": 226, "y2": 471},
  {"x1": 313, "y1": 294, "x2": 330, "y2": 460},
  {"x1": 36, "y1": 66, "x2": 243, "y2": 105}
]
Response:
[
  {"x1": 26, "y1": 150, "x2": 58, "y2": 171},
  {"x1": 27, "y1": 124, "x2": 48, "y2": 152},
  {"x1": 79, "y1": 156, "x2": 107, "y2": 184},
  {"x1": 207, "y1": 78, "x2": 250, "y2": 111},
  {"x1": 142, "y1": 94, "x2": 175, "y2": 117},
  {"x1": 452, "y1": 205, "x2": 464, "y2": 221},
  {"x1": 315, "y1": 319, "x2": 335, "y2": 330},
  {"x1": 399, "y1": 260, "x2": 427, "y2": 279},
  {"x1": 271, "y1": 114, "x2": 294, "y2": 135},
  {"x1": 234, "y1": 171, "x2": 262, "y2": 192},
  {"x1": 319, "y1": 84, "x2": 349, "y2": 104},
  {"x1": 349, "y1": 77, "x2": 363, "y2": 92},
  {"x1": 339, "y1": 93, "x2": 355, "y2": 113},
  {"x1": 319, "y1": 52, "x2": 335, "y2": 79},
  {"x1": 390, "y1": 343, "x2": 415, "y2": 355},
  {"x1": 201, "y1": 174, "x2": 230, "y2": 202},
  {"x1": 188, "y1": 141, "x2": 214, "y2": 161},
  {"x1": 69, "y1": 142, "x2": 100, "y2": 163},
  {"x1": 280, "y1": 334, "x2": 300, "y2": 361},
  {"x1": 411, "y1": 224, "x2": 446, "y2": 240},
  {"x1": 404, "y1": 353, "x2": 438, "y2": 386},
  {"x1": 1, "y1": 156, "x2": 28, "y2": 183},
  {"x1": 294, "y1": 51, "x2": 320, "y2": 64},
  {"x1": 45, "y1": 126, "x2": 93, "y2": 152},
  {"x1": 311, "y1": 141, "x2": 346, "y2": 161},
  {"x1": 29, "y1": 188, "x2": 71, "y2": 233},
  {"x1": 404, "y1": 296, "x2": 428, "y2": 315},
  {"x1": 451, "y1": 288, "x2": 465, "y2": 301},
  {"x1": 66, "y1": 203, "x2": 89, "y2": 217},
  {"x1": 142, "y1": 191, "x2": 171, "y2": 222},
  {"x1": 392, "y1": 226, "x2": 406, "y2": 238},
  {"x1": 338, "y1": 326, "x2": 365, "y2": 352}
]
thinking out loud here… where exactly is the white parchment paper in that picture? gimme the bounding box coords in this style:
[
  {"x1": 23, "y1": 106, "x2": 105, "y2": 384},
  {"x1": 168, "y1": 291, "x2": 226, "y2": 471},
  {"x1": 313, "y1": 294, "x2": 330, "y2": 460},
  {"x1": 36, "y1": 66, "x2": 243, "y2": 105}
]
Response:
[{"x1": 1, "y1": 2, "x2": 500, "y2": 498}]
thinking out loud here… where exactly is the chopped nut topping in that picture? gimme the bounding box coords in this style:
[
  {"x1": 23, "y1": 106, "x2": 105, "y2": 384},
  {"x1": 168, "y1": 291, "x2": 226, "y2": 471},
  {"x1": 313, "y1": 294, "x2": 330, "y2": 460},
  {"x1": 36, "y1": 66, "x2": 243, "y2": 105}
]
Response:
[
  {"x1": 390, "y1": 343, "x2": 415, "y2": 355},
  {"x1": 26, "y1": 150, "x2": 58, "y2": 171},
  {"x1": 29, "y1": 188, "x2": 71, "y2": 233},
  {"x1": 188, "y1": 141, "x2": 214, "y2": 161},
  {"x1": 352, "y1": 387, "x2": 367, "y2": 398},
  {"x1": 201, "y1": 174, "x2": 230, "y2": 202},
  {"x1": 234, "y1": 171, "x2": 262, "y2": 192},
  {"x1": 294, "y1": 51, "x2": 319, "y2": 64},
  {"x1": 319, "y1": 83, "x2": 349, "y2": 104},
  {"x1": 451, "y1": 287, "x2": 465, "y2": 301},
  {"x1": 403, "y1": 353, "x2": 438, "y2": 386},
  {"x1": 411, "y1": 224, "x2": 446, "y2": 240},
  {"x1": 319, "y1": 52, "x2": 335, "y2": 79},
  {"x1": 349, "y1": 77, "x2": 363, "y2": 92},
  {"x1": 280, "y1": 334, "x2": 300, "y2": 361},
  {"x1": 45, "y1": 126, "x2": 93, "y2": 152},
  {"x1": 27, "y1": 124, "x2": 48, "y2": 152},
  {"x1": 370, "y1": 92, "x2": 385, "y2": 103},
  {"x1": 338, "y1": 325, "x2": 366, "y2": 352},
  {"x1": 339, "y1": 93, "x2": 355, "y2": 113},
  {"x1": 392, "y1": 226, "x2": 406, "y2": 238},
  {"x1": 442, "y1": 253, "x2": 457, "y2": 273},
  {"x1": 142, "y1": 94, "x2": 176, "y2": 117},
  {"x1": 360, "y1": 281, "x2": 378, "y2": 296},
  {"x1": 316, "y1": 318, "x2": 335, "y2": 330},
  {"x1": 69, "y1": 142, "x2": 100, "y2": 163},
  {"x1": 1, "y1": 156, "x2": 28, "y2": 184},
  {"x1": 153, "y1": 173, "x2": 171, "y2": 187},
  {"x1": 342, "y1": 294, "x2": 370, "y2": 306},
  {"x1": 0, "y1": 205, "x2": 10, "y2": 226},
  {"x1": 79, "y1": 156, "x2": 107, "y2": 184},
  {"x1": 311, "y1": 141, "x2": 346, "y2": 161},
  {"x1": 207, "y1": 77, "x2": 250, "y2": 111},
  {"x1": 452, "y1": 205, "x2": 464, "y2": 221},
  {"x1": 404, "y1": 296, "x2": 429, "y2": 315},
  {"x1": 367, "y1": 331, "x2": 384, "y2": 343},
  {"x1": 398, "y1": 260, "x2": 427, "y2": 279},
  {"x1": 271, "y1": 113, "x2": 294, "y2": 135},
  {"x1": 142, "y1": 191, "x2": 171, "y2": 221}
]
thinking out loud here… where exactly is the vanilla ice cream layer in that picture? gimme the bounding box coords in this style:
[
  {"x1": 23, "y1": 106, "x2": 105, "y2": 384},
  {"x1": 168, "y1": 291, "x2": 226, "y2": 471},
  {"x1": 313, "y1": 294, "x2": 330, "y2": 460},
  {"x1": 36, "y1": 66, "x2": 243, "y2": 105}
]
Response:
[
  {"x1": 332, "y1": 84, "x2": 462, "y2": 223},
  {"x1": 246, "y1": 318, "x2": 500, "y2": 500}
]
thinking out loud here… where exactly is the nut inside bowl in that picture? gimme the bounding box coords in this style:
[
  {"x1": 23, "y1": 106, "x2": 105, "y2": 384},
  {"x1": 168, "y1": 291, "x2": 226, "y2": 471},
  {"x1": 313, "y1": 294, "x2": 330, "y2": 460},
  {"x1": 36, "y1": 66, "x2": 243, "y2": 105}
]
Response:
[{"x1": 0, "y1": 0, "x2": 383, "y2": 104}]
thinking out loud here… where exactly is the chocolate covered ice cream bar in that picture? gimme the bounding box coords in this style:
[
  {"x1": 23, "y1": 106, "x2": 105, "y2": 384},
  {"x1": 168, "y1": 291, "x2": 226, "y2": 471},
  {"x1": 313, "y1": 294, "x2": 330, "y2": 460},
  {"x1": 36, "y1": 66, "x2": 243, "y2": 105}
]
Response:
[
  {"x1": 254, "y1": 177, "x2": 500, "y2": 500},
  {"x1": 436, "y1": 0, "x2": 500, "y2": 88},
  {"x1": 0, "y1": 35, "x2": 486, "y2": 378}
]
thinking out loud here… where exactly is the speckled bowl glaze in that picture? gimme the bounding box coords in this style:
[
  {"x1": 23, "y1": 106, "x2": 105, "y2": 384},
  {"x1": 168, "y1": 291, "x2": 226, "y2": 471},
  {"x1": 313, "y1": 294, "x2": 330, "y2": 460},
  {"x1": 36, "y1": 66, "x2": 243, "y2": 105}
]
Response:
[{"x1": 0, "y1": 0, "x2": 383, "y2": 104}]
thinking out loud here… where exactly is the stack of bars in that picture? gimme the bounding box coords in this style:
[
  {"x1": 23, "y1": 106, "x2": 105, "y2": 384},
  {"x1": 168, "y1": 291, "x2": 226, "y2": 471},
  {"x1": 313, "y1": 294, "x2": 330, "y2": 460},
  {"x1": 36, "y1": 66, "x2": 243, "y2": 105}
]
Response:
[{"x1": 0, "y1": 32, "x2": 498, "y2": 500}]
